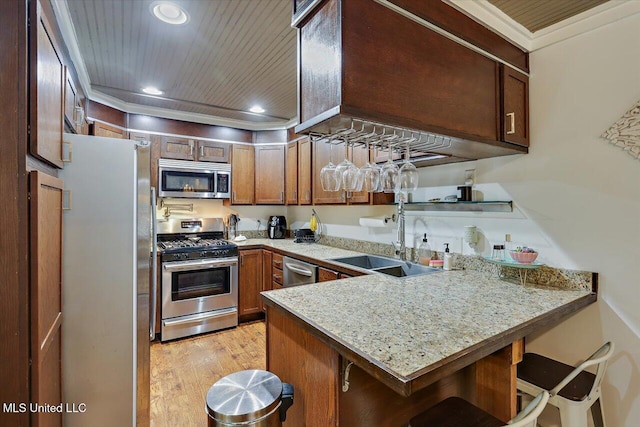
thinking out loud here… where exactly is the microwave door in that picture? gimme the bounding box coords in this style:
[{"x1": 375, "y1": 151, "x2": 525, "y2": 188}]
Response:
[{"x1": 215, "y1": 171, "x2": 231, "y2": 198}]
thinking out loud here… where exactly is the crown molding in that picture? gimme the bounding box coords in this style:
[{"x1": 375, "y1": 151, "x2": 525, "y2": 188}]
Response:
[
  {"x1": 51, "y1": 0, "x2": 296, "y2": 131},
  {"x1": 445, "y1": 0, "x2": 640, "y2": 52}
]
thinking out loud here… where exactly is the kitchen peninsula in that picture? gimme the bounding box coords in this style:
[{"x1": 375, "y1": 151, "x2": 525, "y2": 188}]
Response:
[{"x1": 253, "y1": 241, "x2": 596, "y2": 426}]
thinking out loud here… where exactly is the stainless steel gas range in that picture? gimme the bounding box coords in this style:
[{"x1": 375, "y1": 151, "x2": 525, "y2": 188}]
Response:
[{"x1": 157, "y1": 218, "x2": 238, "y2": 341}]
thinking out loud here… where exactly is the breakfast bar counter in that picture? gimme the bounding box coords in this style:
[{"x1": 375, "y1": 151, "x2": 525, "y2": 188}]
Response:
[{"x1": 259, "y1": 244, "x2": 596, "y2": 426}]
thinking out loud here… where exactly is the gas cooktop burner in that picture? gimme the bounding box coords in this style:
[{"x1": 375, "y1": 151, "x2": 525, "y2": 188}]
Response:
[{"x1": 159, "y1": 239, "x2": 233, "y2": 250}]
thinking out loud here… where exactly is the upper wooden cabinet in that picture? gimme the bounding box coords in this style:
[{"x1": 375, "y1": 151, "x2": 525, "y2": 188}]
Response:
[
  {"x1": 255, "y1": 145, "x2": 285, "y2": 204},
  {"x1": 298, "y1": 138, "x2": 312, "y2": 205},
  {"x1": 63, "y1": 67, "x2": 84, "y2": 134},
  {"x1": 159, "y1": 136, "x2": 229, "y2": 163},
  {"x1": 30, "y1": 1, "x2": 64, "y2": 168},
  {"x1": 312, "y1": 139, "x2": 346, "y2": 205},
  {"x1": 230, "y1": 144, "x2": 254, "y2": 205},
  {"x1": 90, "y1": 122, "x2": 126, "y2": 139},
  {"x1": 294, "y1": 0, "x2": 529, "y2": 165},
  {"x1": 501, "y1": 65, "x2": 529, "y2": 147},
  {"x1": 286, "y1": 142, "x2": 298, "y2": 204}
]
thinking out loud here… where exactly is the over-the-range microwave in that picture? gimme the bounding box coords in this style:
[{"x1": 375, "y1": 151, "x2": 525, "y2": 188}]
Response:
[{"x1": 158, "y1": 158, "x2": 231, "y2": 199}]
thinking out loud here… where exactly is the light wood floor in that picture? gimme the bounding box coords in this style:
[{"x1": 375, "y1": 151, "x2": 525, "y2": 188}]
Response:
[{"x1": 150, "y1": 321, "x2": 266, "y2": 427}]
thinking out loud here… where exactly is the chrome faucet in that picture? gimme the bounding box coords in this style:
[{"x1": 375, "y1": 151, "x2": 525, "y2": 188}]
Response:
[{"x1": 392, "y1": 196, "x2": 406, "y2": 260}]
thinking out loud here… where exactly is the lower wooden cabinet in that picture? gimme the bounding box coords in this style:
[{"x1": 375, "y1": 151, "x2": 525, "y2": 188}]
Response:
[
  {"x1": 29, "y1": 171, "x2": 64, "y2": 426},
  {"x1": 261, "y1": 250, "x2": 273, "y2": 311},
  {"x1": 238, "y1": 249, "x2": 263, "y2": 320},
  {"x1": 318, "y1": 267, "x2": 339, "y2": 282}
]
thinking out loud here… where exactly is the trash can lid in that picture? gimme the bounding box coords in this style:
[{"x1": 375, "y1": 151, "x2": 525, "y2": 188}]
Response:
[{"x1": 206, "y1": 369, "x2": 283, "y2": 424}]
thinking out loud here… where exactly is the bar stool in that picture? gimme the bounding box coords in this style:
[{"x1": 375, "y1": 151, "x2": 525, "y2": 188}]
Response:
[
  {"x1": 517, "y1": 342, "x2": 614, "y2": 427},
  {"x1": 408, "y1": 391, "x2": 549, "y2": 427}
]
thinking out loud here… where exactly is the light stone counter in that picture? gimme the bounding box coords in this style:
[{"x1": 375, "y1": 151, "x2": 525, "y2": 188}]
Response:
[{"x1": 240, "y1": 238, "x2": 596, "y2": 393}]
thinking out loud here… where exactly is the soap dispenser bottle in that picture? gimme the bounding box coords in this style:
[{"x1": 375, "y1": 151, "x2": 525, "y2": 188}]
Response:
[
  {"x1": 417, "y1": 234, "x2": 432, "y2": 266},
  {"x1": 443, "y1": 243, "x2": 453, "y2": 271}
]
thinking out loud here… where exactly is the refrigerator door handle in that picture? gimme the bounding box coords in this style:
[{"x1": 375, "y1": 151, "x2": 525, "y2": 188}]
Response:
[{"x1": 150, "y1": 186, "x2": 158, "y2": 340}]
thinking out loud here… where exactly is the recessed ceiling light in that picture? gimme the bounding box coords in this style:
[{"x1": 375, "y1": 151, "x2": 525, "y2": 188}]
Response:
[
  {"x1": 142, "y1": 86, "x2": 163, "y2": 95},
  {"x1": 151, "y1": 1, "x2": 189, "y2": 25},
  {"x1": 249, "y1": 105, "x2": 265, "y2": 113}
]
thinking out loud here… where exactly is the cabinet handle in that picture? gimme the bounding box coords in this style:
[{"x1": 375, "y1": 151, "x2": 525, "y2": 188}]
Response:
[
  {"x1": 233, "y1": 191, "x2": 236, "y2": 202},
  {"x1": 62, "y1": 140, "x2": 73, "y2": 163},
  {"x1": 190, "y1": 142, "x2": 194, "y2": 156},
  {"x1": 281, "y1": 192, "x2": 284, "y2": 202},
  {"x1": 62, "y1": 190, "x2": 72, "y2": 210},
  {"x1": 306, "y1": 190, "x2": 310, "y2": 201},
  {"x1": 506, "y1": 112, "x2": 516, "y2": 135},
  {"x1": 293, "y1": 190, "x2": 297, "y2": 201},
  {"x1": 200, "y1": 145, "x2": 204, "y2": 157}
]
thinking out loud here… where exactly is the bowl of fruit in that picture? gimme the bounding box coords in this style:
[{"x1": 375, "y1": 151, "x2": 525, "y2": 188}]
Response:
[{"x1": 509, "y1": 247, "x2": 538, "y2": 264}]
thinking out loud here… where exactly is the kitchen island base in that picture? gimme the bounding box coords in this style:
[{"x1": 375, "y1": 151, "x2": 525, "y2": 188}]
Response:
[{"x1": 266, "y1": 307, "x2": 522, "y2": 426}]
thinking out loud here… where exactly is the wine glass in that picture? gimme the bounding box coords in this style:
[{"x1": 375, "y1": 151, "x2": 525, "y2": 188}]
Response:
[
  {"x1": 380, "y1": 144, "x2": 399, "y2": 193},
  {"x1": 320, "y1": 138, "x2": 341, "y2": 192},
  {"x1": 340, "y1": 140, "x2": 362, "y2": 191},
  {"x1": 359, "y1": 140, "x2": 380, "y2": 192},
  {"x1": 397, "y1": 145, "x2": 419, "y2": 192}
]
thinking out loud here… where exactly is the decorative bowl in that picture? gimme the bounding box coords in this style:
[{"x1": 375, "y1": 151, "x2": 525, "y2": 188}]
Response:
[{"x1": 509, "y1": 250, "x2": 538, "y2": 264}]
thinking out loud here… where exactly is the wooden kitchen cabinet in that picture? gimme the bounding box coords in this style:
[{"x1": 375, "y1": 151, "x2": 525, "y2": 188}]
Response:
[
  {"x1": 29, "y1": 171, "x2": 64, "y2": 426},
  {"x1": 347, "y1": 144, "x2": 369, "y2": 204},
  {"x1": 238, "y1": 249, "x2": 263, "y2": 320},
  {"x1": 298, "y1": 137, "x2": 312, "y2": 205},
  {"x1": 318, "y1": 267, "x2": 339, "y2": 282},
  {"x1": 230, "y1": 144, "x2": 255, "y2": 204},
  {"x1": 272, "y1": 253, "x2": 284, "y2": 289},
  {"x1": 30, "y1": 1, "x2": 65, "y2": 168},
  {"x1": 160, "y1": 137, "x2": 230, "y2": 162},
  {"x1": 285, "y1": 142, "x2": 298, "y2": 204},
  {"x1": 64, "y1": 67, "x2": 84, "y2": 134},
  {"x1": 501, "y1": 65, "x2": 529, "y2": 147},
  {"x1": 294, "y1": 0, "x2": 528, "y2": 165},
  {"x1": 91, "y1": 121, "x2": 126, "y2": 138},
  {"x1": 261, "y1": 250, "x2": 273, "y2": 311},
  {"x1": 255, "y1": 145, "x2": 285, "y2": 204}
]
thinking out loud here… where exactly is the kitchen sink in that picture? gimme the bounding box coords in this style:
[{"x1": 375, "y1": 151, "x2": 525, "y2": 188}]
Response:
[
  {"x1": 374, "y1": 264, "x2": 441, "y2": 278},
  {"x1": 330, "y1": 255, "x2": 402, "y2": 269},
  {"x1": 330, "y1": 255, "x2": 441, "y2": 278}
]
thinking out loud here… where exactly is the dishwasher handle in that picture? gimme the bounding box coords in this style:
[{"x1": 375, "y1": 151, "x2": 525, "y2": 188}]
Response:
[{"x1": 285, "y1": 262, "x2": 314, "y2": 277}]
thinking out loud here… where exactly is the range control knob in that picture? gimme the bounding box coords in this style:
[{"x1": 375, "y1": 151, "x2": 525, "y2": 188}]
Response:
[{"x1": 200, "y1": 251, "x2": 208, "y2": 258}]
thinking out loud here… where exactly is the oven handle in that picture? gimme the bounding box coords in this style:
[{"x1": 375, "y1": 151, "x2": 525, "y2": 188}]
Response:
[
  {"x1": 163, "y1": 307, "x2": 237, "y2": 327},
  {"x1": 163, "y1": 258, "x2": 238, "y2": 272}
]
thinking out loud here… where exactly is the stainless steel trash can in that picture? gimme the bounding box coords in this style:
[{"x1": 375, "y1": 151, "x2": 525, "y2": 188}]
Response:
[{"x1": 206, "y1": 370, "x2": 294, "y2": 427}]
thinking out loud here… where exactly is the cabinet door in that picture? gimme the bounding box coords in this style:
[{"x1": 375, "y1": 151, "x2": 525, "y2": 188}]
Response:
[
  {"x1": 31, "y1": 4, "x2": 64, "y2": 168},
  {"x1": 64, "y1": 67, "x2": 78, "y2": 133},
  {"x1": 286, "y1": 142, "x2": 298, "y2": 204},
  {"x1": 347, "y1": 144, "x2": 369, "y2": 204},
  {"x1": 261, "y1": 250, "x2": 273, "y2": 311},
  {"x1": 501, "y1": 65, "x2": 529, "y2": 147},
  {"x1": 298, "y1": 138, "x2": 312, "y2": 205},
  {"x1": 239, "y1": 249, "x2": 263, "y2": 318},
  {"x1": 318, "y1": 267, "x2": 339, "y2": 282},
  {"x1": 255, "y1": 145, "x2": 285, "y2": 204},
  {"x1": 231, "y1": 145, "x2": 255, "y2": 204},
  {"x1": 197, "y1": 140, "x2": 229, "y2": 163},
  {"x1": 91, "y1": 122, "x2": 126, "y2": 139},
  {"x1": 312, "y1": 140, "x2": 346, "y2": 204},
  {"x1": 159, "y1": 136, "x2": 195, "y2": 160},
  {"x1": 29, "y1": 171, "x2": 64, "y2": 426}
]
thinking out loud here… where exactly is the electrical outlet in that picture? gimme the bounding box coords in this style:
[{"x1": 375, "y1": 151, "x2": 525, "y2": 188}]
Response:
[{"x1": 464, "y1": 169, "x2": 475, "y2": 186}]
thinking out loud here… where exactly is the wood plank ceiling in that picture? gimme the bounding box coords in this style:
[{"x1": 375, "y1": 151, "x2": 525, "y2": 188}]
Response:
[
  {"x1": 65, "y1": 0, "x2": 296, "y2": 123},
  {"x1": 488, "y1": 0, "x2": 610, "y2": 33},
  {"x1": 64, "y1": 0, "x2": 611, "y2": 127}
]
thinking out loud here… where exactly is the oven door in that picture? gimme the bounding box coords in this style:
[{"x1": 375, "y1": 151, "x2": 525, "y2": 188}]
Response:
[{"x1": 162, "y1": 257, "x2": 238, "y2": 319}]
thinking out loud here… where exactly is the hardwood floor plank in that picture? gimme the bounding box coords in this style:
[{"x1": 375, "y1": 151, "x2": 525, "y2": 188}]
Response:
[{"x1": 150, "y1": 321, "x2": 266, "y2": 427}]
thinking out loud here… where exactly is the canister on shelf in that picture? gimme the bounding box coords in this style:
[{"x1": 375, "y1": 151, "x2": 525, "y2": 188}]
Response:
[{"x1": 492, "y1": 244, "x2": 505, "y2": 261}]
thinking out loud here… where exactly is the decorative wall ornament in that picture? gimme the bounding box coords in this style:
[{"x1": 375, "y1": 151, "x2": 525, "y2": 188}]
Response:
[{"x1": 601, "y1": 100, "x2": 640, "y2": 160}]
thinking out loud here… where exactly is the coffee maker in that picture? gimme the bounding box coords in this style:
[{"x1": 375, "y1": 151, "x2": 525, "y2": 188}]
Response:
[{"x1": 268, "y1": 216, "x2": 287, "y2": 239}]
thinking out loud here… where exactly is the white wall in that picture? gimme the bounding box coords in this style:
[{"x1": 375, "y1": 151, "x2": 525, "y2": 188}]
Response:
[{"x1": 288, "y1": 11, "x2": 640, "y2": 426}]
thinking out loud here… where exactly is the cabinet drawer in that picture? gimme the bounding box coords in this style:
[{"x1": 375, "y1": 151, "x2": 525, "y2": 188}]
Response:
[
  {"x1": 318, "y1": 267, "x2": 339, "y2": 282},
  {"x1": 273, "y1": 253, "x2": 284, "y2": 270},
  {"x1": 273, "y1": 267, "x2": 283, "y2": 286}
]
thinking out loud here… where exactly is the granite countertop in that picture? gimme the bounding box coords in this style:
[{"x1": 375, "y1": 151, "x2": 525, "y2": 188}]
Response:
[
  {"x1": 251, "y1": 238, "x2": 595, "y2": 395},
  {"x1": 235, "y1": 238, "x2": 367, "y2": 262}
]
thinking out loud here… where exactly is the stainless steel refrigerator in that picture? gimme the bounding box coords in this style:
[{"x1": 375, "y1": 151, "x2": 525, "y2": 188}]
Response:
[{"x1": 60, "y1": 133, "x2": 153, "y2": 426}]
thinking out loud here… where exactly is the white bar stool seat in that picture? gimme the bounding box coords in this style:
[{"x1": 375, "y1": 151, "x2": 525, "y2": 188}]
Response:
[{"x1": 517, "y1": 342, "x2": 614, "y2": 427}]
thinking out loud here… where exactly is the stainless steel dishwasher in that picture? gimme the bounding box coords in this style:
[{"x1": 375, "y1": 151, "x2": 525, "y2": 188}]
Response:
[{"x1": 283, "y1": 256, "x2": 317, "y2": 287}]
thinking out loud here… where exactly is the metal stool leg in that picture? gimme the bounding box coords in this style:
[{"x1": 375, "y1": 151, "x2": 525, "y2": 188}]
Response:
[{"x1": 591, "y1": 397, "x2": 606, "y2": 427}]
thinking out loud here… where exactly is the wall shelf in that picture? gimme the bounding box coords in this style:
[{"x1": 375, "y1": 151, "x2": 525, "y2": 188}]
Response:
[{"x1": 400, "y1": 201, "x2": 513, "y2": 212}]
